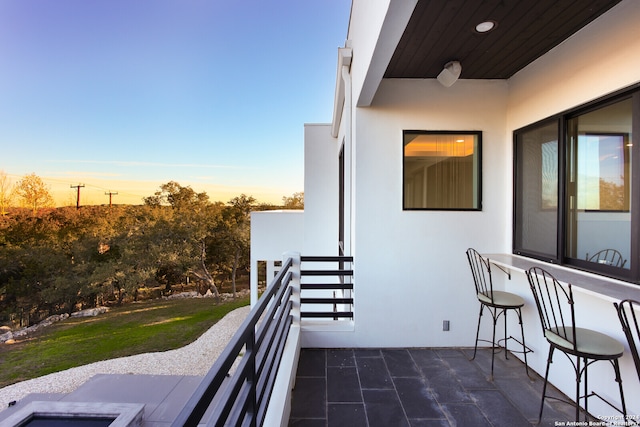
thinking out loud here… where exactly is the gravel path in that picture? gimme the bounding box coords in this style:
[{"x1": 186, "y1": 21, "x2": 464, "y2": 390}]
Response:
[{"x1": 0, "y1": 305, "x2": 250, "y2": 412}]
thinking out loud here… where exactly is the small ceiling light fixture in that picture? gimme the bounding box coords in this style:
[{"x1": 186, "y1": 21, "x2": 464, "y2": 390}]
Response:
[
  {"x1": 437, "y1": 61, "x2": 462, "y2": 87},
  {"x1": 475, "y1": 20, "x2": 496, "y2": 33}
]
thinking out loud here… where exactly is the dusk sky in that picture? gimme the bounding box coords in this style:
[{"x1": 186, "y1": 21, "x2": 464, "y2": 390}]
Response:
[{"x1": 0, "y1": 0, "x2": 351, "y2": 206}]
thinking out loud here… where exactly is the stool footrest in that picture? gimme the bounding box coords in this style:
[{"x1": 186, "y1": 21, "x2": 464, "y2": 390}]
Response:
[
  {"x1": 585, "y1": 392, "x2": 633, "y2": 425},
  {"x1": 497, "y1": 335, "x2": 534, "y2": 356}
]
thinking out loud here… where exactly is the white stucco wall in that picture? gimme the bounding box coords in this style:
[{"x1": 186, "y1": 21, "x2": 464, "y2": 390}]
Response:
[
  {"x1": 507, "y1": 0, "x2": 640, "y2": 131},
  {"x1": 249, "y1": 123, "x2": 339, "y2": 305},
  {"x1": 351, "y1": 79, "x2": 510, "y2": 348},
  {"x1": 250, "y1": 211, "x2": 304, "y2": 260},
  {"x1": 304, "y1": 124, "x2": 339, "y2": 256},
  {"x1": 250, "y1": 210, "x2": 303, "y2": 304}
]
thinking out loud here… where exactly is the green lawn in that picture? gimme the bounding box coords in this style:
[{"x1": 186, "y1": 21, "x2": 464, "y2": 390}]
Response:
[{"x1": 0, "y1": 296, "x2": 249, "y2": 388}]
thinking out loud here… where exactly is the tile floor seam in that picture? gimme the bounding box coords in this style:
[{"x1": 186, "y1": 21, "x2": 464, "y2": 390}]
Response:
[
  {"x1": 382, "y1": 350, "x2": 412, "y2": 427},
  {"x1": 352, "y1": 349, "x2": 370, "y2": 427},
  {"x1": 460, "y1": 348, "x2": 536, "y2": 426},
  {"x1": 324, "y1": 349, "x2": 328, "y2": 427},
  {"x1": 432, "y1": 351, "x2": 460, "y2": 427},
  {"x1": 453, "y1": 350, "x2": 508, "y2": 427}
]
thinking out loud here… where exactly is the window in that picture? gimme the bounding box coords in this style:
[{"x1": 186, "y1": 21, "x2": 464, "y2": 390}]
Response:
[
  {"x1": 403, "y1": 131, "x2": 481, "y2": 210},
  {"x1": 514, "y1": 90, "x2": 638, "y2": 282},
  {"x1": 514, "y1": 120, "x2": 560, "y2": 259}
]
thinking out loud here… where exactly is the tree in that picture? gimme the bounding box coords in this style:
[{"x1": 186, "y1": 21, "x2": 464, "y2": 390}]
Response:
[
  {"x1": 145, "y1": 181, "x2": 222, "y2": 299},
  {"x1": 599, "y1": 178, "x2": 626, "y2": 211},
  {"x1": 143, "y1": 181, "x2": 209, "y2": 208},
  {"x1": 12, "y1": 173, "x2": 55, "y2": 214},
  {"x1": 0, "y1": 182, "x2": 258, "y2": 323},
  {"x1": 223, "y1": 195, "x2": 255, "y2": 297},
  {"x1": 0, "y1": 170, "x2": 12, "y2": 215},
  {"x1": 282, "y1": 192, "x2": 304, "y2": 209}
]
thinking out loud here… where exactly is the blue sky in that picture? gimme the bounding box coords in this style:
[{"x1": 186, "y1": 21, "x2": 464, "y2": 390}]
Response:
[{"x1": 0, "y1": 0, "x2": 350, "y2": 205}]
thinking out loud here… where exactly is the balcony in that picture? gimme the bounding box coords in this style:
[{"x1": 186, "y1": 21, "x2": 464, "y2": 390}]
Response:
[
  {"x1": 1, "y1": 253, "x2": 632, "y2": 426},
  {"x1": 169, "y1": 253, "x2": 632, "y2": 427}
]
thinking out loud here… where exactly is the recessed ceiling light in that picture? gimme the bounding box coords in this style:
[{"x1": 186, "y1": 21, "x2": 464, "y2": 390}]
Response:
[{"x1": 475, "y1": 21, "x2": 496, "y2": 33}]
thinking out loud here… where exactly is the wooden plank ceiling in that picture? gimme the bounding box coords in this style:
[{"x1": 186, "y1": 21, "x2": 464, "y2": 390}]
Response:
[{"x1": 385, "y1": 0, "x2": 623, "y2": 80}]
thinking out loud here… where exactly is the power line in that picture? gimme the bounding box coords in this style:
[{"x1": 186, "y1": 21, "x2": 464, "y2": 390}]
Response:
[
  {"x1": 105, "y1": 191, "x2": 118, "y2": 207},
  {"x1": 4, "y1": 173, "x2": 147, "y2": 199},
  {"x1": 70, "y1": 184, "x2": 85, "y2": 209}
]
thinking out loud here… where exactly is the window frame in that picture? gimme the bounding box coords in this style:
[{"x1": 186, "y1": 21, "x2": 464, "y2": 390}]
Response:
[
  {"x1": 513, "y1": 117, "x2": 563, "y2": 264},
  {"x1": 402, "y1": 130, "x2": 482, "y2": 211},
  {"x1": 513, "y1": 85, "x2": 640, "y2": 283}
]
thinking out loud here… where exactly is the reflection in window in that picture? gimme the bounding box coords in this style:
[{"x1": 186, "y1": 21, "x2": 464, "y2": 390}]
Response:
[
  {"x1": 541, "y1": 140, "x2": 559, "y2": 210},
  {"x1": 575, "y1": 134, "x2": 630, "y2": 211},
  {"x1": 403, "y1": 131, "x2": 481, "y2": 210},
  {"x1": 515, "y1": 92, "x2": 638, "y2": 281},
  {"x1": 566, "y1": 99, "x2": 632, "y2": 269}
]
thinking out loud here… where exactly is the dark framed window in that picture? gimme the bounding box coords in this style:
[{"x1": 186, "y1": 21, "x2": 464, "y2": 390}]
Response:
[
  {"x1": 514, "y1": 88, "x2": 639, "y2": 282},
  {"x1": 403, "y1": 131, "x2": 482, "y2": 210},
  {"x1": 514, "y1": 119, "x2": 561, "y2": 261}
]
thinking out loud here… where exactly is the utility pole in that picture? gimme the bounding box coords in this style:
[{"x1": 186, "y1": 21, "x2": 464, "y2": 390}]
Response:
[
  {"x1": 70, "y1": 184, "x2": 85, "y2": 209},
  {"x1": 105, "y1": 191, "x2": 118, "y2": 207}
]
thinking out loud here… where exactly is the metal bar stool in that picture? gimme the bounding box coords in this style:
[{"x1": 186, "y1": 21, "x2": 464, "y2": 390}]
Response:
[
  {"x1": 615, "y1": 299, "x2": 640, "y2": 427},
  {"x1": 586, "y1": 249, "x2": 627, "y2": 268},
  {"x1": 615, "y1": 299, "x2": 640, "y2": 381},
  {"x1": 527, "y1": 267, "x2": 627, "y2": 423},
  {"x1": 466, "y1": 248, "x2": 531, "y2": 380}
]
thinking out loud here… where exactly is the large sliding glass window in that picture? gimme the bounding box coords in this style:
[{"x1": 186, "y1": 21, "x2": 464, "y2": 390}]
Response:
[
  {"x1": 565, "y1": 99, "x2": 632, "y2": 271},
  {"x1": 514, "y1": 89, "x2": 638, "y2": 282}
]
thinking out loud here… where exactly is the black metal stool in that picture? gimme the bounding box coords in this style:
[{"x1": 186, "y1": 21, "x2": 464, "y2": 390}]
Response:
[
  {"x1": 527, "y1": 267, "x2": 627, "y2": 423},
  {"x1": 615, "y1": 299, "x2": 640, "y2": 383},
  {"x1": 466, "y1": 248, "x2": 531, "y2": 380}
]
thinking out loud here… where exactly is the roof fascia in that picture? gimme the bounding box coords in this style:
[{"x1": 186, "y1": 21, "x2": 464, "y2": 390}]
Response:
[{"x1": 357, "y1": 0, "x2": 418, "y2": 107}]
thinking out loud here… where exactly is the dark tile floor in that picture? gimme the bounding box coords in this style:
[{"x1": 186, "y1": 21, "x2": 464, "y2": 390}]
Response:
[{"x1": 289, "y1": 347, "x2": 586, "y2": 427}]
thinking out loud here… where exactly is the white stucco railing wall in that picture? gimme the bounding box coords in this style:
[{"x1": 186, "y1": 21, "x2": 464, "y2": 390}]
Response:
[{"x1": 250, "y1": 210, "x2": 303, "y2": 305}]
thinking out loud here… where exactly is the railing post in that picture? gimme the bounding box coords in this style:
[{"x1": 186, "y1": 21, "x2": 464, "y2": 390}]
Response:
[
  {"x1": 284, "y1": 252, "x2": 301, "y2": 328},
  {"x1": 247, "y1": 326, "x2": 257, "y2": 427}
]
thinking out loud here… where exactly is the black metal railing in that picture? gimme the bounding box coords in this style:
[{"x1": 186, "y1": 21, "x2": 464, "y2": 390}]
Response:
[
  {"x1": 170, "y1": 254, "x2": 354, "y2": 426},
  {"x1": 300, "y1": 255, "x2": 354, "y2": 319},
  {"x1": 170, "y1": 257, "x2": 296, "y2": 427}
]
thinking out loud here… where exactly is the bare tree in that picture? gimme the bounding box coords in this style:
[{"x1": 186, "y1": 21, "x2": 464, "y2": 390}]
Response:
[
  {"x1": 282, "y1": 191, "x2": 304, "y2": 209},
  {"x1": 0, "y1": 170, "x2": 11, "y2": 215},
  {"x1": 12, "y1": 173, "x2": 55, "y2": 214}
]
